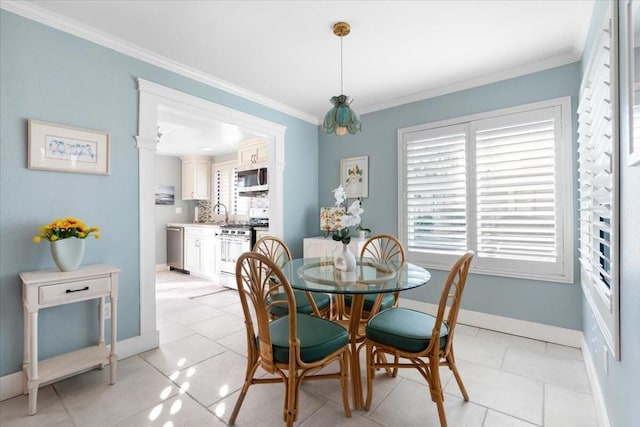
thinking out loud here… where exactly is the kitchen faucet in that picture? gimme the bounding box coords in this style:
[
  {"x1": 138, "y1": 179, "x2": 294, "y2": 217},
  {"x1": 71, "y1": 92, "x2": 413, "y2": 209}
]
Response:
[{"x1": 212, "y1": 203, "x2": 229, "y2": 223}]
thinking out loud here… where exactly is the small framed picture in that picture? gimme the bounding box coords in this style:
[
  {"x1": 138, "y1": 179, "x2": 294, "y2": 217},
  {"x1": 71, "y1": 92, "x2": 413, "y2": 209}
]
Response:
[
  {"x1": 340, "y1": 156, "x2": 368, "y2": 198},
  {"x1": 28, "y1": 119, "x2": 110, "y2": 175},
  {"x1": 155, "y1": 185, "x2": 175, "y2": 205}
]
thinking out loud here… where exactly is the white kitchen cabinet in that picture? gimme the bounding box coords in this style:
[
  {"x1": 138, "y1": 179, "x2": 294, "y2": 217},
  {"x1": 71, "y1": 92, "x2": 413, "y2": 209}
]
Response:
[
  {"x1": 238, "y1": 141, "x2": 267, "y2": 166},
  {"x1": 184, "y1": 226, "x2": 219, "y2": 279},
  {"x1": 303, "y1": 236, "x2": 367, "y2": 259},
  {"x1": 181, "y1": 156, "x2": 211, "y2": 200}
]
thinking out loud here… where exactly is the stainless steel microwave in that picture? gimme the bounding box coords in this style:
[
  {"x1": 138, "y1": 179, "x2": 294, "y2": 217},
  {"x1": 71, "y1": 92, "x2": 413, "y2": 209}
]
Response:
[{"x1": 237, "y1": 164, "x2": 268, "y2": 195}]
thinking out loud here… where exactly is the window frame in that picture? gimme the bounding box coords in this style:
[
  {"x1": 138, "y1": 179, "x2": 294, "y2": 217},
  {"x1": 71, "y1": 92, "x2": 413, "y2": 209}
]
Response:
[{"x1": 398, "y1": 96, "x2": 574, "y2": 283}]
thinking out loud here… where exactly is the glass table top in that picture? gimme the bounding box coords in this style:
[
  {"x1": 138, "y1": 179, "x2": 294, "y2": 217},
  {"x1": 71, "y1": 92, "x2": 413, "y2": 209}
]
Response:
[{"x1": 281, "y1": 257, "x2": 431, "y2": 294}]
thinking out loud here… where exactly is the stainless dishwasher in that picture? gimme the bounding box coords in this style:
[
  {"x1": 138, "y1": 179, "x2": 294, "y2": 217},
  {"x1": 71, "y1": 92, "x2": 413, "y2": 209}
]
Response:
[{"x1": 166, "y1": 225, "x2": 186, "y2": 271}]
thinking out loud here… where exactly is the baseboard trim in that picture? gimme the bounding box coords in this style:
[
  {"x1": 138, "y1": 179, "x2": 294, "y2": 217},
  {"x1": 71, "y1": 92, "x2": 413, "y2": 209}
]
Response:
[
  {"x1": 0, "y1": 331, "x2": 159, "y2": 402},
  {"x1": 155, "y1": 263, "x2": 169, "y2": 272},
  {"x1": 581, "y1": 335, "x2": 611, "y2": 427},
  {"x1": 399, "y1": 299, "x2": 582, "y2": 347}
]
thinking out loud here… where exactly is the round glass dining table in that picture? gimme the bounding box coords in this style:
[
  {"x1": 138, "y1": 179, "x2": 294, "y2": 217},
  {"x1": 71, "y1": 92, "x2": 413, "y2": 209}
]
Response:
[{"x1": 281, "y1": 257, "x2": 431, "y2": 409}]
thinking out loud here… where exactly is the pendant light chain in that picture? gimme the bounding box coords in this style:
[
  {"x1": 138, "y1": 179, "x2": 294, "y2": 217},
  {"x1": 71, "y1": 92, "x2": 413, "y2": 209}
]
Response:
[{"x1": 340, "y1": 34, "x2": 344, "y2": 95}]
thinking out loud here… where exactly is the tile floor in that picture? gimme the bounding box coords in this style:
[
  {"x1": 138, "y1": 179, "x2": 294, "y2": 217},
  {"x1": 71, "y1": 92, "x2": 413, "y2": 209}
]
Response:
[{"x1": 1, "y1": 270, "x2": 600, "y2": 426}]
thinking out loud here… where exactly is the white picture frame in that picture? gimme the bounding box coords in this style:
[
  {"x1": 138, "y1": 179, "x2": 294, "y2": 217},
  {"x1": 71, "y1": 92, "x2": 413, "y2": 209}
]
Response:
[
  {"x1": 340, "y1": 156, "x2": 368, "y2": 198},
  {"x1": 623, "y1": 0, "x2": 640, "y2": 166},
  {"x1": 28, "y1": 120, "x2": 110, "y2": 175}
]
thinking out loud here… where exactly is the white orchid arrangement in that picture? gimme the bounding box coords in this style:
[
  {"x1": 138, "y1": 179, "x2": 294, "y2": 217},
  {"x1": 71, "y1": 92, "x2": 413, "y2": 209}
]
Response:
[{"x1": 331, "y1": 185, "x2": 364, "y2": 245}]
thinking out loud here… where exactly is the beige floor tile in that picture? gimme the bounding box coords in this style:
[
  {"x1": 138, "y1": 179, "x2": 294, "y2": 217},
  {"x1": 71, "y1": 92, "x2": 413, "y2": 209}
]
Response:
[
  {"x1": 54, "y1": 356, "x2": 179, "y2": 427},
  {"x1": 219, "y1": 301, "x2": 245, "y2": 317},
  {"x1": 189, "y1": 312, "x2": 246, "y2": 341},
  {"x1": 0, "y1": 386, "x2": 73, "y2": 427},
  {"x1": 140, "y1": 334, "x2": 226, "y2": 375},
  {"x1": 483, "y1": 409, "x2": 538, "y2": 427},
  {"x1": 369, "y1": 378, "x2": 486, "y2": 427},
  {"x1": 445, "y1": 359, "x2": 543, "y2": 425},
  {"x1": 169, "y1": 304, "x2": 226, "y2": 326},
  {"x1": 544, "y1": 384, "x2": 598, "y2": 427},
  {"x1": 210, "y1": 382, "x2": 327, "y2": 426},
  {"x1": 175, "y1": 350, "x2": 248, "y2": 407},
  {"x1": 114, "y1": 393, "x2": 226, "y2": 426},
  {"x1": 546, "y1": 342, "x2": 583, "y2": 360},
  {"x1": 216, "y1": 328, "x2": 248, "y2": 356},
  {"x1": 476, "y1": 329, "x2": 546, "y2": 353},
  {"x1": 450, "y1": 332, "x2": 508, "y2": 369},
  {"x1": 455, "y1": 323, "x2": 480, "y2": 336},
  {"x1": 195, "y1": 289, "x2": 241, "y2": 308},
  {"x1": 502, "y1": 347, "x2": 591, "y2": 393},
  {"x1": 157, "y1": 320, "x2": 196, "y2": 345},
  {"x1": 299, "y1": 400, "x2": 380, "y2": 426}
]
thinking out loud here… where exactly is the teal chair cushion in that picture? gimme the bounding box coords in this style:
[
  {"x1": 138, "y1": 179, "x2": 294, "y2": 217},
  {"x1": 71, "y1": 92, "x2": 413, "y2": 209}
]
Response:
[
  {"x1": 366, "y1": 308, "x2": 449, "y2": 353},
  {"x1": 343, "y1": 293, "x2": 395, "y2": 313},
  {"x1": 267, "y1": 290, "x2": 331, "y2": 318},
  {"x1": 270, "y1": 314, "x2": 349, "y2": 363}
]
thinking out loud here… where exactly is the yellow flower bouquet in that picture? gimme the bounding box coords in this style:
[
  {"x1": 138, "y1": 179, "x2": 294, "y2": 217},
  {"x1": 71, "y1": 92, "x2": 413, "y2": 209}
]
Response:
[{"x1": 32, "y1": 217, "x2": 101, "y2": 243}]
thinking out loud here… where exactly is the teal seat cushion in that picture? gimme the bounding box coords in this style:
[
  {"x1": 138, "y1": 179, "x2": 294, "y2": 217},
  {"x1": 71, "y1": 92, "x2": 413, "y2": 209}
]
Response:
[
  {"x1": 267, "y1": 290, "x2": 331, "y2": 318},
  {"x1": 366, "y1": 308, "x2": 449, "y2": 353},
  {"x1": 344, "y1": 293, "x2": 395, "y2": 313},
  {"x1": 269, "y1": 314, "x2": 349, "y2": 363}
]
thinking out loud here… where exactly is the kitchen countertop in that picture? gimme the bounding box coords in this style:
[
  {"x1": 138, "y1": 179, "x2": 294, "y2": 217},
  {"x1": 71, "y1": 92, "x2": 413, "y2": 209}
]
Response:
[{"x1": 167, "y1": 222, "x2": 224, "y2": 228}]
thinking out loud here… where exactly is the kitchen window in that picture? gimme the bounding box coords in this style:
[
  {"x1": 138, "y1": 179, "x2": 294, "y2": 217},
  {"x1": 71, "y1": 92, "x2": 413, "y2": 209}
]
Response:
[
  {"x1": 213, "y1": 161, "x2": 249, "y2": 217},
  {"x1": 398, "y1": 97, "x2": 573, "y2": 283}
]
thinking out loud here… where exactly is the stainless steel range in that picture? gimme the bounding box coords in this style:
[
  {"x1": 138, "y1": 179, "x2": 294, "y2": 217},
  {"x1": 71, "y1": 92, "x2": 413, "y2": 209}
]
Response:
[
  {"x1": 218, "y1": 208, "x2": 269, "y2": 289},
  {"x1": 219, "y1": 224, "x2": 251, "y2": 289}
]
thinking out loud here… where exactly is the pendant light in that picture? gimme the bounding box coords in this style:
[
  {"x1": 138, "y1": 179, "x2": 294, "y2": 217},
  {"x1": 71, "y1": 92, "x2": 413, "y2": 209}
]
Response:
[{"x1": 322, "y1": 21, "x2": 362, "y2": 136}]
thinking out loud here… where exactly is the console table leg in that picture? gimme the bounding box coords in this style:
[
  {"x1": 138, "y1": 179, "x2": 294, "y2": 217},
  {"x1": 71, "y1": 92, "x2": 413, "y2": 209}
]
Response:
[
  {"x1": 109, "y1": 296, "x2": 118, "y2": 385},
  {"x1": 28, "y1": 311, "x2": 38, "y2": 415}
]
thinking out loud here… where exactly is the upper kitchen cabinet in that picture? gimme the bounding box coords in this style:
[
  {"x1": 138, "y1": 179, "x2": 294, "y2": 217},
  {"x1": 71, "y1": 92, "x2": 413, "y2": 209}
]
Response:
[
  {"x1": 181, "y1": 155, "x2": 211, "y2": 200},
  {"x1": 238, "y1": 140, "x2": 267, "y2": 166}
]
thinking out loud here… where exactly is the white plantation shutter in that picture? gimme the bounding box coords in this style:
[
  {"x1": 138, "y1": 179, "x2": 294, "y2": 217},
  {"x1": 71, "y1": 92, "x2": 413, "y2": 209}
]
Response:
[
  {"x1": 214, "y1": 167, "x2": 231, "y2": 214},
  {"x1": 405, "y1": 124, "x2": 468, "y2": 257},
  {"x1": 213, "y1": 163, "x2": 249, "y2": 218},
  {"x1": 474, "y1": 108, "x2": 559, "y2": 263},
  {"x1": 576, "y1": 5, "x2": 619, "y2": 359},
  {"x1": 399, "y1": 97, "x2": 572, "y2": 282},
  {"x1": 233, "y1": 167, "x2": 250, "y2": 217}
]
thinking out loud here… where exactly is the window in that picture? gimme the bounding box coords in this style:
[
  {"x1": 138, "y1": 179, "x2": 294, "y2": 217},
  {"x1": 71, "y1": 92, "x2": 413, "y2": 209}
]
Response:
[
  {"x1": 577, "y1": 3, "x2": 620, "y2": 359},
  {"x1": 399, "y1": 97, "x2": 573, "y2": 283},
  {"x1": 213, "y1": 161, "x2": 249, "y2": 218}
]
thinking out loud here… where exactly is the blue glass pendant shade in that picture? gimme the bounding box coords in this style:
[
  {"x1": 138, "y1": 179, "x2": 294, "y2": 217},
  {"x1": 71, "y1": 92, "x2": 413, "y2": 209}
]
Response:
[{"x1": 322, "y1": 95, "x2": 362, "y2": 135}]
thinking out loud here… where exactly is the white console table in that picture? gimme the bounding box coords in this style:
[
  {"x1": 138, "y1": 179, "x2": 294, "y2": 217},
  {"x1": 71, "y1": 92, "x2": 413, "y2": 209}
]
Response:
[{"x1": 19, "y1": 264, "x2": 119, "y2": 415}]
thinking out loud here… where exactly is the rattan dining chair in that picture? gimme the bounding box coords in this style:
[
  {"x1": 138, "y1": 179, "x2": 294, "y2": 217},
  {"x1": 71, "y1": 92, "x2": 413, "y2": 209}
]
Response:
[
  {"x1": 253, "y1": 236, "x2": 331, "y2": 318},
  {"x1": 364, "y1": 251, "x2": 475, "y2": 427},
  {"x1": 229, "y1": 252, "x2": 351, "y2": 426},
  {"x1": 339, "y1": 234, "x2": 406, "y2": 321}
]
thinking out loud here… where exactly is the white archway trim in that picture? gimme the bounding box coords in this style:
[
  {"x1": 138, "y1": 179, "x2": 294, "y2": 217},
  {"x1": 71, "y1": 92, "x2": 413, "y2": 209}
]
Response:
[{"x1": 136, "y1": 78, "x2": 286, "y2": 341}]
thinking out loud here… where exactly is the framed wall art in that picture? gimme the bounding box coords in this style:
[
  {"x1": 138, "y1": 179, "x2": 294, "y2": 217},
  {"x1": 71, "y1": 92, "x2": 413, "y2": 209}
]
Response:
[
  {"x1": 28, "y1": 120, "x2": 110, "y2": 175},
  {"x1": 622, "y1": 0, "x2": 640, "y2": 166},
  {"x1": 340, "y1": 155, "x2": 368, "y2": 198}
]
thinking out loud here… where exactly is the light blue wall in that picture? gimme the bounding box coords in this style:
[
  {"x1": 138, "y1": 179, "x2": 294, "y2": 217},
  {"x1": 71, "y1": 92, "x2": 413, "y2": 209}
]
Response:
[
  {"x1": 579, "y1": 2, "x2": 640, "y2": 426},
  {"x1": 318, "y1": 63, "x2": 583, "y2": 330},
  {"x1": 0, "y1": 10, "x2": 318, "y2": 376}
]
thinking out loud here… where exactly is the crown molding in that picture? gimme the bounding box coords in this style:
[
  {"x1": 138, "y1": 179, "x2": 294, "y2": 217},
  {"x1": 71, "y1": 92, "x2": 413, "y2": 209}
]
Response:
[
  {"x1": 1, "y1": 0, "x2": 319, "y2": 125},
  {"x1": 357, "y1": 51, "x2": 581, "y2": 116}
]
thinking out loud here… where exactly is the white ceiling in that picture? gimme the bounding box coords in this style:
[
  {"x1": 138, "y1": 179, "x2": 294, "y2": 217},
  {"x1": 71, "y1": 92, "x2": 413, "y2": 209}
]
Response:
[{"x1": 6, "y1": 0, "x2": 594, "y2": 155}]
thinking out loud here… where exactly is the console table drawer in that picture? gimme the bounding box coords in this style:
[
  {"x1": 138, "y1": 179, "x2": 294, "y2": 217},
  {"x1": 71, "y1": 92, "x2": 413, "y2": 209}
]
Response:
[{"x1": 39, "y1": 277, "x2": 110, "y2": 305}]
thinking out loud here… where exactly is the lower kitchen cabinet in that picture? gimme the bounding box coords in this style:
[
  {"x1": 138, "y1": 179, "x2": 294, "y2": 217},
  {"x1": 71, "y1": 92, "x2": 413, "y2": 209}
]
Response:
[{"x1": 184, "y1": 226, "x2": 220, "y2": 279}]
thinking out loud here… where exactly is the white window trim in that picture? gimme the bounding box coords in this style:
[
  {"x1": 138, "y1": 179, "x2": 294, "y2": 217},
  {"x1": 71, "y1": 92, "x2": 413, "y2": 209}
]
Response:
[{"x1": 398, "y1": 96, "x2": 574, "y2": 284}]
